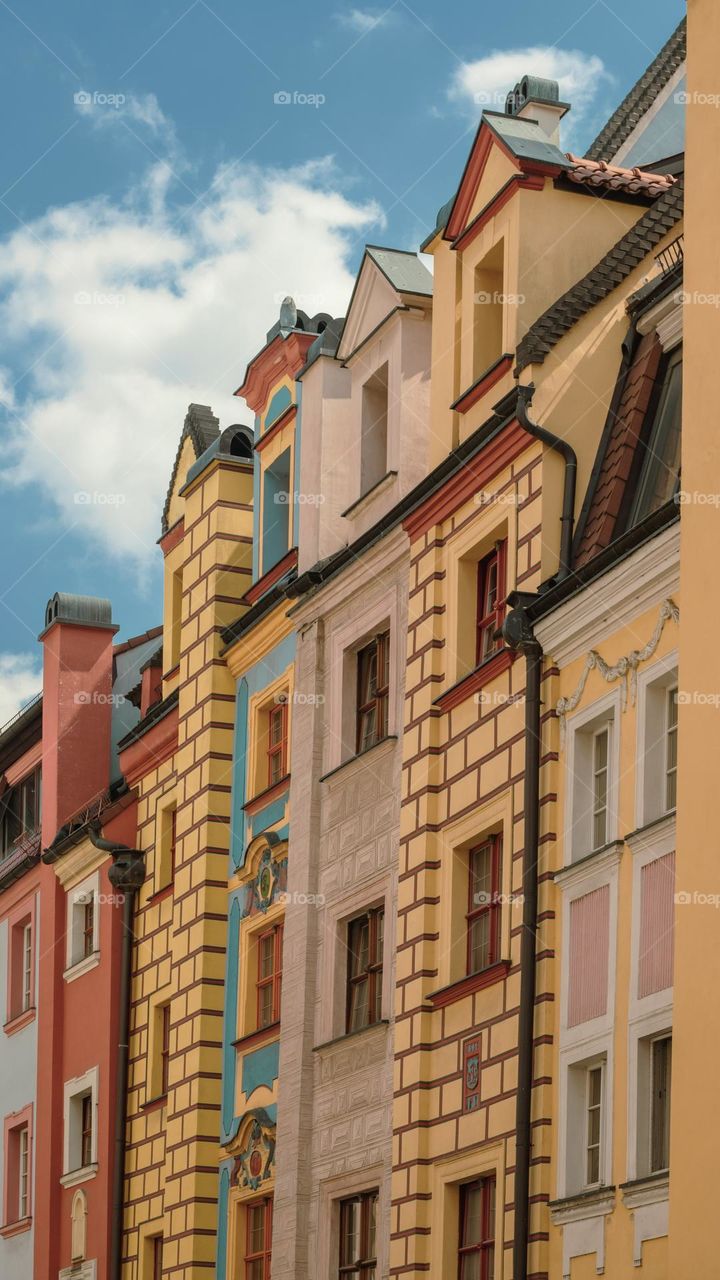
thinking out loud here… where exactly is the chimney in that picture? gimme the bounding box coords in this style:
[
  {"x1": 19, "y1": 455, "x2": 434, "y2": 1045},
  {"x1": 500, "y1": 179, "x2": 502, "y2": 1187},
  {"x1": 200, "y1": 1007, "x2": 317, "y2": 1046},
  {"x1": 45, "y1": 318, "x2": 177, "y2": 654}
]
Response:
[
  {"x1": 505, "y1": 75, "x2": 570, "y2": 147},
  {"x1": 40, "y1": 593, "x2": 118, "y2": 843}
]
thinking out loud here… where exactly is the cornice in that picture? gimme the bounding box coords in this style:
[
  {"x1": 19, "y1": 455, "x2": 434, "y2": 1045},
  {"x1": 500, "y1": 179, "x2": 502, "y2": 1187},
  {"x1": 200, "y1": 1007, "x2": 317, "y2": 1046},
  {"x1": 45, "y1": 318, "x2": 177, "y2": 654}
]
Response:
[
  {"x1": 53, "y1": 839, "x2": 106, "y2": 890},
  {"x1": 553, "y1": 841, "x2": 623, "y2": 892},
  {"x1": 224, "y1": 602, "x2": 294, "y2": 679},
  {"x1": 534, "y1": 522, "x2": 679, "y2": 667},
  {"x1": 290, "y1": 524, "x2": 408, "y2": 626}
]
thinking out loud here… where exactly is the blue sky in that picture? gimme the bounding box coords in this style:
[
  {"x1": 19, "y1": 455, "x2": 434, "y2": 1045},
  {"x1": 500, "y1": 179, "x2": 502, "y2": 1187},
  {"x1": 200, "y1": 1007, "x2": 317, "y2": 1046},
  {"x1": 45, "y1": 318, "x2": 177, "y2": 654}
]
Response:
[{"x1": 0, "y1": 0, "x2": 684, "y2": 719}]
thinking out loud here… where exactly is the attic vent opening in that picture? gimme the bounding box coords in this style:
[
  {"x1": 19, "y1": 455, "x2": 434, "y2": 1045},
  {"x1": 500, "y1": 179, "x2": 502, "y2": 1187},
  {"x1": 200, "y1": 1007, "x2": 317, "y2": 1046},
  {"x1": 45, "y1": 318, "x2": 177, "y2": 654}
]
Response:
[{"x1": 227, "y1": 428, "x2": 253, "y2": 460}]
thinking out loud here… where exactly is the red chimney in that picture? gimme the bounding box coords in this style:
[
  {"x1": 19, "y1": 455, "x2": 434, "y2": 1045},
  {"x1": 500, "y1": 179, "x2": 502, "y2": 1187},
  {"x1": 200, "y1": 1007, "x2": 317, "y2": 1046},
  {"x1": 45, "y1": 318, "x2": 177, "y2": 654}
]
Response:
[{"x1": 40, "y1": 592, "x2": 118, "y2": 841}]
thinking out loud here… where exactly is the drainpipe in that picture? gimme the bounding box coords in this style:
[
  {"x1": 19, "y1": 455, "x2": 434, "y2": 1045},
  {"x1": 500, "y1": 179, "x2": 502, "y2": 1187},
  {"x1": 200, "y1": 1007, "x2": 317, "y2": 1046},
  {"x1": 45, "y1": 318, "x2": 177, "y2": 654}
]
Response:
[
  {"x1": 516, "y1": 384, "x2": 577, "y2": 579},
  {"x1": 88, "y1": 826, "x2": 145, "y2": 1280},
  {"x1": 502, "y1": 602, "x2": 543, "y2": 1280}
]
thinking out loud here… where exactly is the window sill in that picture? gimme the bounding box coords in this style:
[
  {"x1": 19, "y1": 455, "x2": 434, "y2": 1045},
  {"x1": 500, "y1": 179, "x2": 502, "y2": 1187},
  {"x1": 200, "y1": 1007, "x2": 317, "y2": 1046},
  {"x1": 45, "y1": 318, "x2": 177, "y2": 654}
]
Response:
[
  {"x1": 314, "y1": 1019, "x2": 389, "y2": 1054},
  {"x1": 341, "y1": 471, "x2": 398, "y2": 520},
  {"x1": 451, "y1": 354, "x2": 514, "y2": 415},
  {"x1": 244, "y1": 775, "x2": 291, "y2": 817},
  {"x1": 319, "y1": 735, "x2": 397, "y2": 785},
  {"x1": 434, "y1": 649, "x2": 514, "y2": 714},
  {"x1": 60, "y1": 1164, "x2": 98, "y2": 1189},
  {"x1": 141, "y1": 1094, "x2": 167, "y2": 1114},
  {"x1": 553, "y1": 841, "x2": 623, "y2": 888},
  {"x1": 148, "y1": 882, "x2": 174, "y2": 905},
  {"x1": 620, "y1": 1171, "x2": 669, "y2": 1209},
  {"x1": 3, "y1": 1006, "x2": 36, "y2": 1036},
  {"x1": 427, "y1": 960, "x2": 511, "y2": 1009},
  {"x1": 624, "y1": 811, "x2": 676, "y2": 856},
  {"x1": 0, "y1": 1216, "x2": 32, "y2": 1239},
  {"x1": 233, "y1": 1020, "x2": 281, "y2": 1053},
  {"x1": 63, "y1": 952, "x2": 101, "y2": 983},
  {"x1": 549, "y1": 1186, "x2": 616, "y2": 1223}
]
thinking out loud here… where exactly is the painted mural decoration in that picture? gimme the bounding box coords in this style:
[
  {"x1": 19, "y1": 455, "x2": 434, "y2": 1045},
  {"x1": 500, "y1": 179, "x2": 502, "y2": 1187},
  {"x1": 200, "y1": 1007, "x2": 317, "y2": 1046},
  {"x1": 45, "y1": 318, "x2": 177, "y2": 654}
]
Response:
[{"x1": 232, "y1": 1110, "x2": 276, "y2": 1191}]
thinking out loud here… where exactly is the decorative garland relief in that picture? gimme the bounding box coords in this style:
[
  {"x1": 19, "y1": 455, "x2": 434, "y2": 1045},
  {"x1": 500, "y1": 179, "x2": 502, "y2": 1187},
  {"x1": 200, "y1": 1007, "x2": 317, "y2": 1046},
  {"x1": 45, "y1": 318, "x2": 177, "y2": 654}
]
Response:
[{"x1": 556, "y1": 597, "x2": 679, "y2": 742}]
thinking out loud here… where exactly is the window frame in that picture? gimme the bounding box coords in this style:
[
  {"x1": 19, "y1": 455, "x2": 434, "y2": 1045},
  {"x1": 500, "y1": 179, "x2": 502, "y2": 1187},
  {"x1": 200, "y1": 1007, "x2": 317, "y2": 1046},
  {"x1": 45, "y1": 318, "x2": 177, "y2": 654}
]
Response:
[
  {"x1": 267, "y1": 699, "x2": 289, "y2": 789},
  {"x1": 65, "y1": 871, "x2": 100, "y2": 976},
  {"x1": 664, "y1": 686, "x2": 678, "y2": 814},
  {"x1": 62, "y1": 1067, "x2": 98, "y2": 1177},
  {"x1": 256, "y1": 923, "x2": 284, "y2": 1031},
  {"x1": 0, "y1": 766, "x2": 42, "y2": 857},
  {"x1": 6, "y1": 899, "x2": 37, "y2": 1027},
  {"x1": 346, "y1": 906, "x2": 385, "y2": 1035},
  {"x1": 160, "y1": 1003, "x2": 171, "y2": 1098},
  {"x1": 152, "y1": 1236, "x2": 164, "y2": 1280},
  {"x1": 584, "y1": 1064, "x2": 604, "y2": 1188},
  {"x1": 465, "y1": 836, "x2": 502, "y2": 976},
  {"x1": 338, "y1": 1189, "x2": 378, "y2": 1279},
  {"x1": 2, "y1": 1107, "x2": 33, "y2": 1230},
  {"x1": 591, "y1": 726, "x2": 610, "y2": 852},
  {"x1": 458, "y1": 1175, "x2": 496, "y2": 1280},
  {"x1": 626, "y1": 346, "x2": 683, "y2": 530},
  {"x1": 649, "y1": 1032, "x2": 672, "y2": 1174},
  {"x1": 475, "y1": 542, "x2": 506, "y2": 668},
  {"x1": 356, "y1": 632, "x2": 390, "y2": 755},
  {"x1": 244, "y1": 1196, "x2": 273, "y2": 1280}
]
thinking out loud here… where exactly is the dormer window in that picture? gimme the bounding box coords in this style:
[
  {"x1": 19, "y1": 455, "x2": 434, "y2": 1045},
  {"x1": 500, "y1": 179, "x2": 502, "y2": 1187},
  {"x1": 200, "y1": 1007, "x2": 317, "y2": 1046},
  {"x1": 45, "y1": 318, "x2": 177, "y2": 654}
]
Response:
[
  {"x1": 1, "y1": 767, "x2": 41, "y2": 857},
  {"x1": 628, "y1": 348, "x2": 682, "y2": 526},
  {"x1": 360, "y1": 364, "x2": 389, "y2": 496},
  {"x1": 262, "y1": 447, "x2": 292, "y2": 573}
]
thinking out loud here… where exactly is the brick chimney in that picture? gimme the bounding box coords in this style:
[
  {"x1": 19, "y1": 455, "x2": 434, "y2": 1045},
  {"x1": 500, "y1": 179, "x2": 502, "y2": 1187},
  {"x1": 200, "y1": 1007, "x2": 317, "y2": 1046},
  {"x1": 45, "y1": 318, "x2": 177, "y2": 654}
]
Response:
[{"x1": 39, "y1": 592, "x2": 118, "y2": 842}]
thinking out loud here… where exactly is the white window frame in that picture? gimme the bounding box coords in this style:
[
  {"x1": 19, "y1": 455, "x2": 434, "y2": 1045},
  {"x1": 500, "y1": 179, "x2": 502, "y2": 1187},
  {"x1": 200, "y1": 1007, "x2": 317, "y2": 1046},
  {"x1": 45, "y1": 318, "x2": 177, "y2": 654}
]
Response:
[
  {"x1": 325, "y1": 586, "x2": 400, "y2": 773},
  {"x1": 559, "y1": 1047, "x2": 612, "y2": 1198},
  {"x1": 65, "y1": 870, "x2": 100, "y2": 979},
  {"x1": 564, "y1": 690, "x2": 621, "y2": 864},
  {"x1": 635, "y1": 650, "x2": 679, "y2": 829},
  {"x1": 18, "y1": 1123, "x2": 29, "y2": 1219},
  {"x1": 584, "y1": 1062, "x2": 605, "y2": 1189},
  {"x1": 62, "y1": 1066, "x2": 99, "y2": 1184}
]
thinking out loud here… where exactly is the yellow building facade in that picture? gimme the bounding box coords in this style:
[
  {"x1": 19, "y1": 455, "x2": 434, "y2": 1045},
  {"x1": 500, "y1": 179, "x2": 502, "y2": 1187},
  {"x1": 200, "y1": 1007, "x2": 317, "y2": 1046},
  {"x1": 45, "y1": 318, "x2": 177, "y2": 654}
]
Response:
[{"x1": 117, "y1": 406, "x2": 254, "y2": 1279}]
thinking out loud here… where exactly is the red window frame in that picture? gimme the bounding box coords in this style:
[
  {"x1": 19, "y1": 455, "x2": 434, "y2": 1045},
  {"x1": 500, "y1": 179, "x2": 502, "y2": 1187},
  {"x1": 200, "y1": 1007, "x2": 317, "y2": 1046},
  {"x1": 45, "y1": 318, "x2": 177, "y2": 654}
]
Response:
[
  {"x1": 80, "y1": 1094, "x2": 93, "y2": 1168},
  {"x1": 466, "y1": 837, "x2": 502, "y2": 976},
  {"x1": 346, "y1": 908, "x2": 384, "y2": 1033},
  {"x1": 338, "y1": 1190, "x2": 378, "y2": 1279},
  {"x1": 476, "y1": 542, "x2": 507, "y2": 667},
  {"x1": 356, "y1": 632, "x2": 390, "y2": 754},
  {"x1": 256, "y1": 924, "x2": 283, "y2": 1030},
  {"x1": 160, "y1": 1004, "x2": 171, "y2": 1096},
  {"x1": 152, "y1": 1236, "x2": 164, "y2": 1280},
  {"x1": 267, "y1": 700, "x2": 288, "y2": 788},
  {"x1": 458, "y1": 1176, "x2": 496, "y2": 1280},
  {"x1": 244, "y1": 1196, "x2": 273, "y2": 1280},
  {"x1": 82, "y1": 896, "x2": 95, "y2": 960}
]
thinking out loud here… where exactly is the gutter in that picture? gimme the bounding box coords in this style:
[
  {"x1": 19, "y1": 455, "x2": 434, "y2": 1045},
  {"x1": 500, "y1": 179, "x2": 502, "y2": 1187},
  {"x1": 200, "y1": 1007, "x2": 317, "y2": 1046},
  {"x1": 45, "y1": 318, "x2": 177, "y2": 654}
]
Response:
[{"x1": 87, "y1": 826, "x2": 146, "y2": 1280}]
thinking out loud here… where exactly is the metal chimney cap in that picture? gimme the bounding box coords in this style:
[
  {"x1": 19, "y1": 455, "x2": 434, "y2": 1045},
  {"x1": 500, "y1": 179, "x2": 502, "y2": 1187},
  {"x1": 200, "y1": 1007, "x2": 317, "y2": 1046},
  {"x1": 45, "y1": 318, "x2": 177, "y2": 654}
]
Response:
[
  {"x1": 43, "y1": 592, "x2": 114, "y2": 631},
  {"x1": 506, "y1": 75, "x2": 562, "y2": 116}
]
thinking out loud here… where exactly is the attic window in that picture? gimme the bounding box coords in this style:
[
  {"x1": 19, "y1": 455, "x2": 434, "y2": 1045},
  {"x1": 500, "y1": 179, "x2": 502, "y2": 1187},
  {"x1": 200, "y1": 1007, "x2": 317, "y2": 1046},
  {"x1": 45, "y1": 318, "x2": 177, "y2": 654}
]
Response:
[
  {"x1": 628, "y1": 348, "x2": 682, "y2": 527},
  {"x1": 228, "y1": 431, "x2": 252, "y2": 459},
  {"x1": 473, "y1": 240, "x2": 504, "y2": 380},
  {"x1": 360, "y1": 363, "x2": 389, "y2": 496}
]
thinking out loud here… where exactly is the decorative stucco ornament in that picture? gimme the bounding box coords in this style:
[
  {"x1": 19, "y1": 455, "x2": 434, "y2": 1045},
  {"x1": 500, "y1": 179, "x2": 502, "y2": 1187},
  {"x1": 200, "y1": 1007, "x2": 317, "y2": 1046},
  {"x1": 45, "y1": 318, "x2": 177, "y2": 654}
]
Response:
[
  {"x1": 255, "y1": 848, "x2": 278, "y2": 914},
  {"x1": 233, "y1": 1113, "x2": 276, "y2": 1191},
  {"x1": 556, "y1": 597, "x2": 679, "y2": 743}
]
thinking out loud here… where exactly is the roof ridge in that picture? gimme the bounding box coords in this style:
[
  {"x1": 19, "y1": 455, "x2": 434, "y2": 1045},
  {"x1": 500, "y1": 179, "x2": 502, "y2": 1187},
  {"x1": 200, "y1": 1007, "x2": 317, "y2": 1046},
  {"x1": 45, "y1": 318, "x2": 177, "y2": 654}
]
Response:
[{"x1": 586, "y1": 18, "x2": 686, "y2": 162}]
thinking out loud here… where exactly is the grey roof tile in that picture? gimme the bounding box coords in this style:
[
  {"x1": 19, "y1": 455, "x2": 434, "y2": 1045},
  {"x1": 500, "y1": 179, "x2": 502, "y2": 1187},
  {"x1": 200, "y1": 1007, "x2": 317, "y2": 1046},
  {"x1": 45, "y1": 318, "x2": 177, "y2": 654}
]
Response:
[{"x1": 587, "y1": 19, "x2": 686, "y2": 162}]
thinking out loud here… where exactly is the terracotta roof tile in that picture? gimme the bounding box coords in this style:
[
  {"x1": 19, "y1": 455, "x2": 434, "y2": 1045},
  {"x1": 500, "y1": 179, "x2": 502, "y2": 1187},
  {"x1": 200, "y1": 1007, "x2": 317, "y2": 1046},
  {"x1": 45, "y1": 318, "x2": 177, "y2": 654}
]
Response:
[{"x1": 565, "y1": 155, "x2": 678, "y2": 198}]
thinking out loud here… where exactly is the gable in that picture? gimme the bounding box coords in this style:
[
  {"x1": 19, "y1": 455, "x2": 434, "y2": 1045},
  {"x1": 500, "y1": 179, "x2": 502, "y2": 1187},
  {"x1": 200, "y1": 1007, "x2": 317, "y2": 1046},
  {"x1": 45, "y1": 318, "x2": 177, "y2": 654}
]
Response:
[
  {"x1": 165, "y1": 436, "x2": 197, "y2": 532},
  {"x1": 336, "y1": 256, "x2": 404, "y2": 362}
]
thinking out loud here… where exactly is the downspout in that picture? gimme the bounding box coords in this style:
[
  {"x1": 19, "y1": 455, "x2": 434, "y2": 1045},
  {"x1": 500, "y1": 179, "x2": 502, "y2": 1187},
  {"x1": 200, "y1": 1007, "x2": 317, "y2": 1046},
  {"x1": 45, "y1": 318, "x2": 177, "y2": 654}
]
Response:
[
  {"x1": 88, "y1": 826, "x2": 145, "y2": 1280},
  {"x1": 516, "y1": 383, "x2": 577, "y2": 579}
]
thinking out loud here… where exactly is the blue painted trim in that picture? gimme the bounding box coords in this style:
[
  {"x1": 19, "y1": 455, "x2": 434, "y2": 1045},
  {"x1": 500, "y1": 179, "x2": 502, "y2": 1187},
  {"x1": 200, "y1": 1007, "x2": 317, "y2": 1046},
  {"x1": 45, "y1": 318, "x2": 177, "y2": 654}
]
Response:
[
  {"x1": 221, "y1": 897, "x2": 241, "y2": 1142},
  {"x1": 230, "y1": 679, "x2": 249, "y2": 872},
  {"x1": 250, "y1": 796, "x2": 287, "y2": 837},
  {"x1": 217, "y1": 1162, "x2": 232, "y2": 1280},
  {"x1": 265, "y1": 384, "x2": 292, "y2": 429},
  {"x1": 242, "y1": 1041, "x2": 281, "y2": 1098},
  {"x1": 293, "y1": 378, "x2": 303, "y2": 547}
]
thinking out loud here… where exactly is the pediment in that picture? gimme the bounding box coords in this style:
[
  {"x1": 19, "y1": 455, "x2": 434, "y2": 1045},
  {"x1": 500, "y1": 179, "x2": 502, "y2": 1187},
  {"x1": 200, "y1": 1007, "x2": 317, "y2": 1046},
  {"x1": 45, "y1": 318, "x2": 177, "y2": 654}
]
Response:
[{"x1": 336, "y1": 255, "x2": 406, "y2": 362}]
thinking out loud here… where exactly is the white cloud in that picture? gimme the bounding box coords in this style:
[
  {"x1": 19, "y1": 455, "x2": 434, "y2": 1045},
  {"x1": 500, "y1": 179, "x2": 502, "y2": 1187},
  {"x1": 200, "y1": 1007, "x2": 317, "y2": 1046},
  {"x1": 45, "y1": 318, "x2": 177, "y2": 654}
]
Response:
[
  {"x1": 336, "y1": 8, "x2": 391, "y2": 33},
  {"x1": 0, "y1": 138, "x2": 381, "y2": 565},
  {"x1": 0, "y1": 654, "x2": 42, "y2": 727},
  {"x1": 449, "y1": 47, "x2": 612, "y2": 140}
]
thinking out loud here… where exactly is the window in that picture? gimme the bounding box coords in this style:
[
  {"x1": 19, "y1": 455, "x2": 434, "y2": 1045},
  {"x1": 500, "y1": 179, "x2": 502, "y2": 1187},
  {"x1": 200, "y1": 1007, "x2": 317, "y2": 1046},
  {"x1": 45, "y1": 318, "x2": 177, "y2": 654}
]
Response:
[
  {"x1": 261, "y1": 447, "x2": 292, "y2": 574},
  {"x1": 66, "y1": 873, "x2": 99, "y2": 971},
  {"x1": 244, "y1": 1197, "x2": 272, "y2": 1280},
  {"x1": 665, "y1": 687, "x2": 678, "y2": 812},
  {"x1": 152, "y1": 1237, "x2": 164, "y2": 1280},
  {"x1": 339, "y1": 1190, "x2": 378, "y2": 1279},
  {"x1": 356, "y1": 632, "x2": 390, "y2": 754},
  {"x1": 628, "y1": 350, "x2": 682, "y2": 526},
  {"x1": 63, "y1": 1070, "x2": 98, "y2": 1174},
  {"x1": 649, "y1": 1034, "x2": 672, "y2": 1173},
  {"x1": 473, "y1": 239, "x2": 504, "y2": 379},
  {"x1": 267, "y1": 700, "x2": 288, "y2": 787},
  {"x1": 346, "y1": 908, "x2": 384, "y2": 1033},
  {"x1": 1, "y1": 767, "x2": 41, "y2": 857},
  {"x1": 458, "y1": 1176, "x2": 496, "y2": 1280},
  {"x1": 476, "y1": 544, "x2": 506, "y2": 666},
  {"x1": 160, "y1": 1004, "x2": 171, "y2": 1096},
  {"x1": 21, "y1": 924, "x2": 32, "y2": 1012},
  {"x1": 169, "y1": 568, "x2": 183, "y2": 670},
  {"x1": 7, "y1": 906, "x2": 36, "y2": 1023},
  {"x1": 2, "y1": 1110, "x2": 33, "y2": 1228},
  {"x1": 360, "y1": 364, "x2": 389, "y2": 496},
  {"x1": 256, "y1": 924, "x2": 283, "y2": 1030},
  {"x1": 466, "y1": 838, "x2": 501, "y2": 975},
  {"x1": 585, "y1": 1065, "x2": 603, "y2": 1187},
  {"x1": 591, "y1": 728, "x2": 609, "y2": 850},
  {"x1": 156, "y1": 800, "x2": 177, "y2": 891}
]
